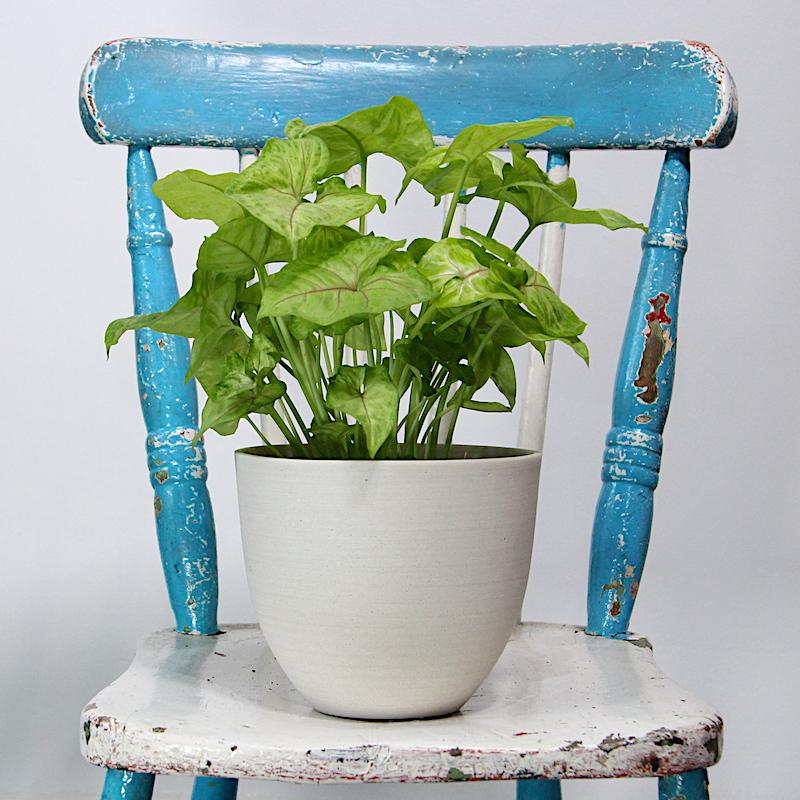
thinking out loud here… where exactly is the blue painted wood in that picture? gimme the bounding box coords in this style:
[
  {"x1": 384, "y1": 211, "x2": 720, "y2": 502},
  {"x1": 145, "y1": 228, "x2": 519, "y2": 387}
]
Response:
[
  {"x1": 191, "y1": 776, "x2": 239, "y2": 799},
  {"x1": 127, "y1": 146, "x2": 219, "y2": 635},
  {"x1": 101, "y1": 769, "x2": 154, "y2": 800},
  {"x1": 659, "y1": 769, "x2": 710, "y2": 799},
  {"x1": 517, "y1": 778, "x2": 562, "y2": 799},
  {"x1": 80, "y1": 39, "x2": 736, "y2": 150},
  {"x1": 586, "y1": 149, "x2": 691, "y2": 637}
]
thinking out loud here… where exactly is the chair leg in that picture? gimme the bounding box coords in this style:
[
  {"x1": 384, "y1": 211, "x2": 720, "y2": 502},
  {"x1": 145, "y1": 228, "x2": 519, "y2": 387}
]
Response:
[
  {"x1": 101, "y1": 769, "x2": 155, "y2": 800},
  {"x1": 191, "y1": 776, "x2": 239, "y2": 799},
  {"x1": 658, "y1": 769, "x2": 709, "y2": 799},
  {"x1": 516, "y1": 778, "x2": 562, "y2": 800}
]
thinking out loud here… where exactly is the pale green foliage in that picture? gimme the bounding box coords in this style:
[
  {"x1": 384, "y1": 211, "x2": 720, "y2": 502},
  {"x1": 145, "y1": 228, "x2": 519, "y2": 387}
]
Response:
[{"x1": 106, "y1": 97, "x2": 645, "y2": 458}]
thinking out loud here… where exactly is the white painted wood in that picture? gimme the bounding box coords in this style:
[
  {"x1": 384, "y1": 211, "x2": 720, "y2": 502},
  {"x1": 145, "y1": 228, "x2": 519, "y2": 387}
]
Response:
[
  {"x1": 436, "y1": 195, "x2": 468, "y2": 442},
  {"x1": 81, "y1": 623, "x2": 721, "y2": 782},
  {"x1": 238, "y1": 147, "x2": 287, "y2": 445},
  {"x1": 516, "y1": 159, "x2": 570, "y2": 453},
  {"x1": 236, "y1": 446, "x2": 541, "y2": 719}
]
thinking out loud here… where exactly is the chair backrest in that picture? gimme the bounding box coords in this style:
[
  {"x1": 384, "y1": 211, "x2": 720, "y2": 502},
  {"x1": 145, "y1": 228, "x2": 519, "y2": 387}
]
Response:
[{"x1": 80, "y1": 38, "x2": 737, "y2": 639}]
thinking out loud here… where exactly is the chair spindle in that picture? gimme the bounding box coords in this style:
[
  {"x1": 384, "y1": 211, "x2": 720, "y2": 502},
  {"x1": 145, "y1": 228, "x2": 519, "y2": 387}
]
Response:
[
  {"x1": 659, "y1": 768, "x2": 710, "y2": 799},
  {"x1": 127, "y1": 145, "x2": 220, "y2": 635},
  {"x1": 517, "y1": 151, "x2": 570, "y2": 453},
  {"x1": 101, "y1": 769, "x2": 154, "y2": 800},
  {"x1": 587, "y1": 149, "x2": 691, "y2": 637},
  {"x1": 517, "y1": 778, "x2": 562, "y2": 800}
]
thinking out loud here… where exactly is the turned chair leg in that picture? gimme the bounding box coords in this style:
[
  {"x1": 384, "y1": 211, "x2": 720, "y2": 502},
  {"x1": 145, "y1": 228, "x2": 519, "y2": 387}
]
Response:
[
  {"x1": 101, "y1": 769, "x2": 155, "y2": 800},
  {"x1": 517, "y1": 778, "x2": 562, "y2": 799},
  {"x1": 659, "y1": 769, "x2": 710, "y2": 799},
  {"x1": 191, "y1": 776, "x2": 239, "y2": 799}
]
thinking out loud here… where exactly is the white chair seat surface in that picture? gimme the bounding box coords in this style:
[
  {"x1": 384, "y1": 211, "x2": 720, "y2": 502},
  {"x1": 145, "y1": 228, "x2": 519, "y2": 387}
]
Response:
[{"x1": 81, "y1": 623, "x2": 721, "y2": 782}]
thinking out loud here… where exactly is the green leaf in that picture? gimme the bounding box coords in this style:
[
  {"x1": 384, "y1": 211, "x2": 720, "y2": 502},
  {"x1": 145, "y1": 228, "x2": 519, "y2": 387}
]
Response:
[
  {"x1": 445, "y1": 117, "x2": 573, "y2": 164},
  {"x1": 189, "y1": 324, "x2": 249, "y2": 393},
  {"x1": 462, "y1": 399, "x2": 511, "y2": 412},
  {"x1": 399, "y1": 148, "x2": 503, "y2": 200},
  {"x1": 259, "y1": 236, "x2": 435, "y2": 326},
  {"x1": 105, "y1": 270, "x2": 215, "y2": 352},
  {"x1": 197, "y1": 217, "x2": 289, "y2": 278},
  {"x1": 492, "y1": 347, "x2": 517, "y2": 409},
  {"x1": 520, "y1": 269, "x2": 586, "y2": 338},
  {"x1": 308, "y1": 420, "x2": 357, "y2": 458},
  {"x1": 287, "y1": 96, "x2": 435, "y2": 174},
  {"x1": 418, "y1": 239, "x2": 519, "y2": 308},
  {"x1": 152, "y1": 170, "x2": 243, "y2": 225},
  {"x1": 199, "y1": 353, "x2": 286, "y2": 436},
  {"x1": 246, "y1": 333, "x2": 280, "y2": 378},
  {"x1": 344, "y1": 319, "x2": 387, "y2": 351},
  {"x1": 326, "y1": 364, "x2": 399, "y2": 457},
  {"x1": 226, "y1": 137, "x2": 383, "y2": 246},
  {"x1": 460, "y1": 226, "x2": 521, "y2": 267},
  {"x1": 406, "y1": 237, "x2": 435, "y2": 262},
  {"x1": 478, "y1": 145, "x2": 646, "y2": 232},
  {"x1": 298, "y1": 224, "x2": 361, "y2": 259}
]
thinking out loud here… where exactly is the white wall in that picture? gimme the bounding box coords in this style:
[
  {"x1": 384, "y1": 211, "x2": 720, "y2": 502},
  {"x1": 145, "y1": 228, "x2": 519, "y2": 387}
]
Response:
[{"x1": 1, "y1": 1, "x2": 797, "y2": 798}]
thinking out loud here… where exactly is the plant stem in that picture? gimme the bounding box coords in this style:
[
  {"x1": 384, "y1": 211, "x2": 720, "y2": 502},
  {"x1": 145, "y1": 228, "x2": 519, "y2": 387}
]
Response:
[
  {"x1": 441, "y1": 163, "x2": 470, "y2": 238},
  {"x1": 513, "y1": 222, "x2": 535, "y2": 252},
  {"x1": 358, "y1": 159, "x2": 368, "y2": 235},
  {"x1": 282, "y1": 392, "x2": 310, "y2": 440},
  {"x1": 443, "y1": 403, "x2": 461, "y2": 457},
  {"x1": 435, "y1": 300, "x2": 493, "y2": 335},
  {"x1": 364, "y1": 322, "x2": 376, "y2": 366},
  {"x1": 333, "y1": 335, "x2": 344, "y2": 373},
  {"x1": 245, "y1": 416, "x2": 283, "y2": 457},
  {"x1": 320, "y1": 334, "x2": 334, "y2": 379},
  {"x1": 273, "y1": 317, "x2": 329, "y2": 425},
  {"x1": 487, "y1": 201, "x2": 505, "y2": 237}
]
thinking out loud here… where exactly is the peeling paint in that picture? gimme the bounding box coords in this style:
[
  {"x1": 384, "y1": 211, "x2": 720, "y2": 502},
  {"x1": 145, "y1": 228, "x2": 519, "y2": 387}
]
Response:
[
  {"x1": 79, "y1": 39, "x2": 736, "y2": 151},
  {"x1": 633, "y1": 293, "x2": 672, "y2": 404}
]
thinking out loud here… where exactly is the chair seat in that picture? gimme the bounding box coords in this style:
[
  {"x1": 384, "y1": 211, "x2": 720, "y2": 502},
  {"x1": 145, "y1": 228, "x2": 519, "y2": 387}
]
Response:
[{"x1": 81, "y1": 623, "x2": 721, "y2": 782}]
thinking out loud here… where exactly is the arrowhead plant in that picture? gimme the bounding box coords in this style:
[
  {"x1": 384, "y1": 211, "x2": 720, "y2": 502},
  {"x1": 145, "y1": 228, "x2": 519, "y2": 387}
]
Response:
[{"x1": 106, "y1": 97, "x2": 645, "y2": 459}]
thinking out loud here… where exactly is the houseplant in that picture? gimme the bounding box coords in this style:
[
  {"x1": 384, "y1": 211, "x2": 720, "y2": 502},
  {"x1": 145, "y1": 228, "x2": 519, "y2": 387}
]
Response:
[{"x1": 106, "y1": 97, "x2": 644, "y2": 719}]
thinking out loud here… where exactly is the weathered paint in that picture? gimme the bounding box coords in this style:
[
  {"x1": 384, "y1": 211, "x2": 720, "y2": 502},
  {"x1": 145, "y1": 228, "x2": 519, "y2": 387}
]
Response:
[
  {"x1": 80, "y1": 38, "x2": 735, "y2": 795},
  {"x1": 517, "y1": 778, "x2": 562, "y2": 799},
  {"x1": 127, "y1": 146, "x2": 219, "y2": 636},
  {"x1": 101, "y1": 769, "x2": 154, "y2": 800},
  {"x1": 80, "y1": 40, "x2": 736, "y2": 150},
  {"x1": 81, "y1": 624, "x2": 722, "y2": 782},
  {"x1": 587, "y1": 149, "x2": 690, "y2": 637},
  {"x1": 517, "y1": 151, "x2": 570, "y2": 453},
  {"x1": 659, "y1": 768, "x2": 710, "y2": 799},
  {"x1": 191, "y1": 776, "x2": 239, "y2": 799}
]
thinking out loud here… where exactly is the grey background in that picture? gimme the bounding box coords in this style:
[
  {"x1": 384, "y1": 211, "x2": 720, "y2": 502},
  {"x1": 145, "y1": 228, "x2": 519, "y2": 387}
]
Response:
[{"x1": 1, "y1": 1, "x2": 797, "y2": 797}]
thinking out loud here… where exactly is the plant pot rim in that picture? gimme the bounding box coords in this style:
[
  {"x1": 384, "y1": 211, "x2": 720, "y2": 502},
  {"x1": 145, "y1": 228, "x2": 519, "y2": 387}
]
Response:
[{"x1": 236, "y1": 444, "x2": 539, "y2": 464}]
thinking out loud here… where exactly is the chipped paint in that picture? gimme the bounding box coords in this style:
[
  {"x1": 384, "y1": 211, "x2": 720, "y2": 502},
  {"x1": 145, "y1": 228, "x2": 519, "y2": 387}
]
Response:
[
  {"x1": 588, "y1": 149, "x2": 691, "y2": 638},
  {"x1": 81, "y1": 624, "x2": 723, "y2": 783},
  {"x1": 126, "y1": 147, "x2": 220, "y2": 636},
  {"x1": 79, "y1": 39, "x2": 736, "y2": 151},
  {"x1": 634, "y1": 293, "x2": 673, "y2": 404}
]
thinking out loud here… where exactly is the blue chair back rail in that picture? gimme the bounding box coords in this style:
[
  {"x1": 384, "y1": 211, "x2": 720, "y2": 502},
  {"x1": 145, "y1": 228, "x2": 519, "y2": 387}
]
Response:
[{"x1": 79, "y1": 38, "x2": 737, "y2": 800}]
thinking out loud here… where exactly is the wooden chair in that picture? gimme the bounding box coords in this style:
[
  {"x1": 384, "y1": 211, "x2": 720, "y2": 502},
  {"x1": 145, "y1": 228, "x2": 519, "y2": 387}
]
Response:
[{"x1": 78, "y1": 38, "x2": 737, "y2": 800}]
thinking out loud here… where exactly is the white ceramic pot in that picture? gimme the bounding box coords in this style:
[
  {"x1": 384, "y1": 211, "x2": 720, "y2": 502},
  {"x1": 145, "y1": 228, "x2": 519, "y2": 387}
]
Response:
[{"x1": 236, "y1": 445, "x2": 541, "y2": 720}]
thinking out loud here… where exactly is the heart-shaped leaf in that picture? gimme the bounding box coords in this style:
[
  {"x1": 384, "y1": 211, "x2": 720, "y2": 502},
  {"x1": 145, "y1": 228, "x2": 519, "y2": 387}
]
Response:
[
  {"x1": 200, "y1": 353, "x2": 286, "y2": 436},
  {"x1": 259, "y1": 236, "x2": 434, "y2": 326},
  {"x1": 418, "y1": 239, "x2": 519, "y2": 308},
  {"x1": 326, "y1": 364, "x2": 399, "y2": 457},
  {"x1": 153, "y1": 170, "x2": 243, "y2": 225},
  {"x1": 197, "y1": 217, "x2": 289, "y2": 278},
  {"x1": 226, "y1": 138, "x2": 384, "y2": 247},
  {"x1": 287, "y1": 96, "x2": 434, "y2": 174}
]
